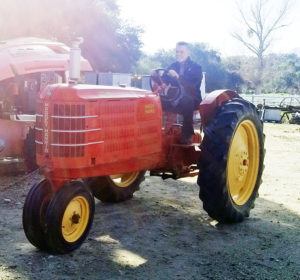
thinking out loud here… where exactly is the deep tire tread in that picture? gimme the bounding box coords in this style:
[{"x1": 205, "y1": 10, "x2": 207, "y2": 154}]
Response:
[
  {"x1": 22, "y1": 179, "x2": 53, "y2": 250},
  {"x1": 198, "y1": 98, "x2": 265, "y2": 223}
]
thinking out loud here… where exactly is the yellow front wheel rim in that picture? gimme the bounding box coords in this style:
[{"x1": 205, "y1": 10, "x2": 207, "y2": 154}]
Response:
[
  {"x1": 109, "y1": 172, "x2": 139, "y2": 188},
  {"x1": 62, "y1": 196, "x2": 90, "y2": 243},
  {"x1": 227, "y1": 120, "x2": 260, "y2": 205}
]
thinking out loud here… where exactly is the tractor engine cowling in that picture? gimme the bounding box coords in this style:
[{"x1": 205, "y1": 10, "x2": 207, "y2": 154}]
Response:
[{"x1": 36, "y1": 84, "x2": 163, "y2": 182}]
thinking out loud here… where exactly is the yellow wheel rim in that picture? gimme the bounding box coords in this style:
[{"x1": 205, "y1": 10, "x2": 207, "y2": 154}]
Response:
[
  {"x1": 227, "y1": 120, "x2": 260, "y2": 205},
  {"x1": 61, "y1": 196, "x2": 90, "y2": 243},
  {"x1": 109, "y1": 172, "x2": 139, "y2": 188}
]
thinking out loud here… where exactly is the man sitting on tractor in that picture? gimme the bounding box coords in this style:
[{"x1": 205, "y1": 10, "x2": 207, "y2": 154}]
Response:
[{"x1": 158, "y1": 42, "x2": 203, "y2": 144}]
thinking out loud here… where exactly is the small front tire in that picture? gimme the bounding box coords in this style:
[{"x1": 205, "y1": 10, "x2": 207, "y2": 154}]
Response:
[
  {"x1": 23, "y1": 179, "x2": 53, "y2": 250},
  {"x1": 44, "y1": 181, "x2": 95, "y2": 254}
]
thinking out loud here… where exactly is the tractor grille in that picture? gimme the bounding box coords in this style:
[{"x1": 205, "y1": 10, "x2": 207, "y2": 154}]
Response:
[
  {"x1": 35, "y1": 102, "x2": 43, "y2": 155},
  {"x1": 36, "y1": 103, "x2": 101, "y2": 158},
  {"x1": 52, "y1": 104, "x2": 86, "y2": 157}
]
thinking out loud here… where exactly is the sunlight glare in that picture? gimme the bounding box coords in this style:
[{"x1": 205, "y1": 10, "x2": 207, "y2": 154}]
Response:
[
  {"x1": 95, "y1": 235, "x2": 147, "y2": 267},
  {"x1": 113, "y1": 249, "x2": 147, "y2": 267},
  {"x1": 210, "y1": 220, "x2": 219, "y2": 227},
  {"x1": 95, "y1": 235, "x2": 120, "y2": 244}
]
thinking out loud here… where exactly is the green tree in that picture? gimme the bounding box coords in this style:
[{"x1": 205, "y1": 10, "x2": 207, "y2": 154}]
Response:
[
  {"x1": 189, "y1": 43, "x2": 244, "y2": 92},
  {"x1": 134, "y1": 49, "x2": 174, "y2": 74},
  {"x1": 0, "y1": 0, "x2": 143, "y2": 72},
  {"x1": 264, "y1": 53, "x2": 300, "y2": 93},
  {"x1": 224, "y1": 56, "x2": 258, "y2": 93},
  {"x1": 224, "y1": 53, "x2": 300, "y2": 94},
  {"x1": 190, "y1": 44, "x2": 227, "y2": 92}
]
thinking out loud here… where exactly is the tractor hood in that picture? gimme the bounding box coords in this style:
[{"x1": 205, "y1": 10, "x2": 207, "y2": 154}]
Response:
[
  {"x1": 40, "y1": 84, "x2": 155, "y2": 102},
  {"x1": 0, "y1": 37, "x2": 92, "y2": 81}
]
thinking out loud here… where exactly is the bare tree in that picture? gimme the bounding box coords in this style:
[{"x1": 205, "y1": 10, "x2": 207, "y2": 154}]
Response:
[{"x1": 232, "y1": 0, "x2": 291, "y2": 93}]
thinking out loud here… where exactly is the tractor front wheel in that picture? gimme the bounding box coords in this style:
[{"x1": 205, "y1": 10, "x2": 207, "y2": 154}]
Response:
[
  {"x1": 23, "y1": 179, "x2": 53, "y2": 250},
  {"x1": 87, "y1": 171, "x2": 146, "y2": 203},
  {"x1": 198, "y1": 98, "x2": 265, "y2": 223},
  {"x1": 44, "y1": 181, "x2": 95, "y2": 254}
]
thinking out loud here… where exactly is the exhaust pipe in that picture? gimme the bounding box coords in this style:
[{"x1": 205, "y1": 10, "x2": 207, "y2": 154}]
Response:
[{"x1": 69, "y1": 37, "x2": 84, "y2": 83}]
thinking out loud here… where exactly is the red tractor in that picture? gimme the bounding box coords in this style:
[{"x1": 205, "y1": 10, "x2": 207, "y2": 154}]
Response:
[{"x1": 22, "y1": 71, "x2": 265, "y2": 254}]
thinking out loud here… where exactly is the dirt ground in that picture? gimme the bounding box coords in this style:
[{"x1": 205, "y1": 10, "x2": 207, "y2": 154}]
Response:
[{"x1": 0, "y1": 123, "x2": 299, "y2": 280}]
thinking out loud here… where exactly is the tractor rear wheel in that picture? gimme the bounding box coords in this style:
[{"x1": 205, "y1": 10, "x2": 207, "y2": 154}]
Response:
[
  {"x1": 44, "y1": 181, "x2": 95, "y2": 254},
  {"x1": 198, "y1": 98, "x2": 265, "y2": 223},
  {"x1": 87, "y1": 171, "x2": 146, "y2": 203},
  {"x1": 23, "y1": 179, "x2": 53, "y2": 250}
]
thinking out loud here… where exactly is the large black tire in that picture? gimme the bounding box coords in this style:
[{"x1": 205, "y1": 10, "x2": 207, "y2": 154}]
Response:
[
  {"x1": 23, "y1": 128, "x2": 38, "y2": 172},
  {"x1": 198, "y1": 98, "x2": 265, "y2": 223},
  {"x1": 23, "y1": 179, "x2": 53, "y2": 250},
  {"x1": 87, "y1": 171, "x2": 146, "y2": 203},
  {"x1": 44, "y1": 181, "x2": 95, "y2": 254}
]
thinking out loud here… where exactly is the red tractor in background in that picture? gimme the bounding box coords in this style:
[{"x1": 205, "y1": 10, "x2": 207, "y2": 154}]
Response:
[
  {"x1": 0, "y1": 37, "x2": 93, "y2": 172},
  {"x1": 22, "y1": 64, "x2": 265, "y2": 254}
]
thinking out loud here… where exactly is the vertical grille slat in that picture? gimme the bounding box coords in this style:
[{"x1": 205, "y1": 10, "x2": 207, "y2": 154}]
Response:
[
  {"x1": 52, "y1": 104, "x2": 86, "y2": 158},
  {"x1": 36, "y1": 102, "x2": 43, "y2": 155}
]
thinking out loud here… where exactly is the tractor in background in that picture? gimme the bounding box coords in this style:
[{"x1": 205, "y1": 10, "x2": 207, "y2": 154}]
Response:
[
  {"x1": 0, "y1": 37, "x2": 93, "y2": 172},
  {"x1": 22, "y1": 59, "x2": 265, "y2": 254}
]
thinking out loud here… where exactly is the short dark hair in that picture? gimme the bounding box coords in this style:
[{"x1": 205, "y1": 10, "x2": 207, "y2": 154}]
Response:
[{"x1": 176, "y1": 41, "x2": 189, "y2": 48}]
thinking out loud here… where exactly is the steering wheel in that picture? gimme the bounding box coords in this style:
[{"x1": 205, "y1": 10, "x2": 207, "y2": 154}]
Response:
[{"x1": 150, "y1": 69, "x2": 182, "y2": 106}]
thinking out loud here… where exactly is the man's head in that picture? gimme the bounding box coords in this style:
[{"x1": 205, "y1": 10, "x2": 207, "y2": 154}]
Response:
[{"x1": 175, "y1": 41, "x2": 190, "y2": 63}]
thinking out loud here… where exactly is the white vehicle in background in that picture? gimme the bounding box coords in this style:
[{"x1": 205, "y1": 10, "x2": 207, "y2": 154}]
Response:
[{"x1": 0, "y1": 37, "x2": 93, "y2": 172}]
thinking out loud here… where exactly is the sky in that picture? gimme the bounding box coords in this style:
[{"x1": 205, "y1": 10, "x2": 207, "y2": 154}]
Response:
[{"x1": 118, "y1": 0, "x2": 300, "y2": 57}]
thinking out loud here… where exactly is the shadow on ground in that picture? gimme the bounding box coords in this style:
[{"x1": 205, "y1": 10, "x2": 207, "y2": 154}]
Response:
[{"x1": 0, "y1": 176, "x2": 299, "y2": 280}]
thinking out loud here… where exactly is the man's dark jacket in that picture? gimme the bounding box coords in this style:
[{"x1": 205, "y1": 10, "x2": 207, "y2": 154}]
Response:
[{"x1": 162, "y1": 57, "x2": 203, "y2": 107}]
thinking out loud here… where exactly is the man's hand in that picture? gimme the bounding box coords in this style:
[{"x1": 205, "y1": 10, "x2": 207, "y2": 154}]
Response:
[{"x1": 168, "y1": 69, "x2": 179, "y2": 79}]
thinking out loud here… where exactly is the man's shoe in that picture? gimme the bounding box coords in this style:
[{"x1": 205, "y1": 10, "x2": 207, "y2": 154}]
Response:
[{"x1": 178, "y1": 135, "x2": 193, "y2": 145}]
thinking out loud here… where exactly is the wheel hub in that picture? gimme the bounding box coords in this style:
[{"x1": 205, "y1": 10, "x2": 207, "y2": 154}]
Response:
[
  {"x1": 62, "y1": 196, "x2": 90, "y2": 242},
  {"x1": 227, "y1": 120, "x2": 260, "y2": 205},
  {"x1": 237, "y1": 151, "x2": 249, "y2": 181},
  {"x1": 71, "y1": 213, "x2": 81, "y2": 224}
]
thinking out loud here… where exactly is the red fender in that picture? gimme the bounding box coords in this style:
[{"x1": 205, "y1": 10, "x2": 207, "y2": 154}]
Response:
[{"x1": 199, "y1": 89, "x2": 239, "y2": 127}]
